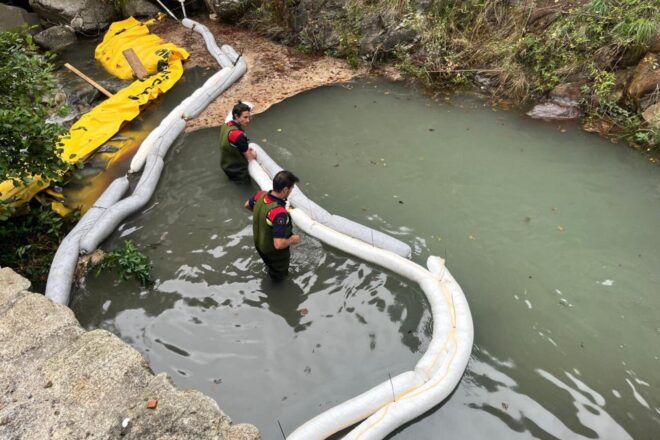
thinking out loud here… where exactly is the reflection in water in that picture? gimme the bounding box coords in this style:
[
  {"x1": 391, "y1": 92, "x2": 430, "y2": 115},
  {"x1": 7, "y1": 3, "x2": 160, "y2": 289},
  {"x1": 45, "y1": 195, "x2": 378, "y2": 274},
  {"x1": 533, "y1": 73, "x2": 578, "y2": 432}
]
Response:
[
  {"x1": 466, "y1": 348, "x2": 632, "y2": 440},
  {"x1": 244, "y1": 278, "x2": 311, "y2": 332}
]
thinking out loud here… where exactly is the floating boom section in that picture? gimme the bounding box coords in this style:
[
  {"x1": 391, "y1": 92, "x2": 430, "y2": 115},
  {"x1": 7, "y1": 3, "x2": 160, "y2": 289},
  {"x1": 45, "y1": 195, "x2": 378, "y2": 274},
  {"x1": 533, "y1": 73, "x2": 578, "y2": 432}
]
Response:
[
  {"x1": 128, "y1": 21, "x2": 246, "y2": 173},
  {"x1": 248, "y1": 153, "x2": 473, "y2": 439},
  {"x1": 46, "y1": 20, "x2": 246, "y2": 305},
  {"x1": 249, "y1": 143, "x2": 412, "y2": 258}
]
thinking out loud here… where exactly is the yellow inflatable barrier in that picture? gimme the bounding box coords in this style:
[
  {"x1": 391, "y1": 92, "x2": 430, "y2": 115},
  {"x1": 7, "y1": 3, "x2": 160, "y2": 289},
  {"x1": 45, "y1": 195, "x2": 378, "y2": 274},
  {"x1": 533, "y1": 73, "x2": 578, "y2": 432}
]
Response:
[
  {"x1": 0, "y1": 17, "x2": 189, "y2": 216},
  {"x1": 96, "y1": 16, "x2": 189, "y2": 80}
]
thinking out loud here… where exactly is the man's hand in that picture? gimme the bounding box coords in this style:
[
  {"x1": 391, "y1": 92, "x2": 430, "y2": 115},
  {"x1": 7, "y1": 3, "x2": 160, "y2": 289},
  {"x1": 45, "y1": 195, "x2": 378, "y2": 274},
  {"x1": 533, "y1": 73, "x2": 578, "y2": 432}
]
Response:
[
  {"x1": 244, "y1": 147, "x2": 257, "y2": 161},
  {"x1": 274, "y1": 234, "x2": 300, "y2": 250},
  {"x1": 289, "y1": 234, "x2": 300, "y2": 245}
]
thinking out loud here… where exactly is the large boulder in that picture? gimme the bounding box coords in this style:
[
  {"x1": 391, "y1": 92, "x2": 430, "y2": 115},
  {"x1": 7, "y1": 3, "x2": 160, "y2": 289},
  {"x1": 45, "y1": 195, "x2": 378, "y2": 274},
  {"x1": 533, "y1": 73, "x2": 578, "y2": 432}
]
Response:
[
  {"x1": 290, "y1": 0, "x2": 346, "y2": 51},
  {"x1": 359, "y1": 13, "x2": 417, "y2": 58},
  {"x1": 627, "y1": 53, "x2": 660, "y2": 101},
  {"x1": 527, "y1": 101, "x2": 581, "y2": 120},
  {"x1": 28, "y1": 0, "x2": 120, "y2": 34},
  {"x1": 204, "y1": 0, "x2": 249, "y2": 22},
  {"x1": 122, "y1": 0, "x2": 160, "y2": 19},
  {"x1": 33, "y1": 25, "x2": 76, "y2": 52},
  {"x1": 0, "y1": 3, "x2": 41, "y2": 33}
]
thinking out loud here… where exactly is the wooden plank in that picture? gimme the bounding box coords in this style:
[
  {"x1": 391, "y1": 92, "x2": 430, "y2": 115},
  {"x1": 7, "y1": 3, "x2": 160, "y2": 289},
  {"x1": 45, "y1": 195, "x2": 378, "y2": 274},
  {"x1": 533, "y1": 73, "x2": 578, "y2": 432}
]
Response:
[
  {"x1": 122, "y1": 48, "x2": 149, "y2": 80},
  {"x1": 63, "y1": 63, "x2": 113, "y2": 99}
]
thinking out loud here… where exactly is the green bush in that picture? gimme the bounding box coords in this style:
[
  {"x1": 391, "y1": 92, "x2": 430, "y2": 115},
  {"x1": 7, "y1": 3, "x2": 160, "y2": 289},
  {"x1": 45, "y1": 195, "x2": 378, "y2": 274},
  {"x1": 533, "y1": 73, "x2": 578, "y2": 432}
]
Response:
[
  {"x1": 0, "y1": 203, "x2": 77, "y2": 291},
  {"x1": 94, "y1": 240, "x2": 152, "y2": 287},
  {"x1": 0, "y1": 30, "x2": 68, "y2": 189}
]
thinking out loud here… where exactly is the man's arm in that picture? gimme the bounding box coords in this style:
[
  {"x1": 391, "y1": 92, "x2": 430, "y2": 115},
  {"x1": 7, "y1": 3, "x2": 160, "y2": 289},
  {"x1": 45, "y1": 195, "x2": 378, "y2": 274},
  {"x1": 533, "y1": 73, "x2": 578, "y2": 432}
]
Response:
[
  {"x1": 245, "y1": 191, "x2": 264, "y2": 211},
  {"x1": 229, "y1": 130, "x2": 257, "y2": 161},
  {"x1": 274, "y1": 234, "x2": 300, "y2": 250},
  {"x1": 271, "y1": 211, "x2": 300, "y2": 249}
]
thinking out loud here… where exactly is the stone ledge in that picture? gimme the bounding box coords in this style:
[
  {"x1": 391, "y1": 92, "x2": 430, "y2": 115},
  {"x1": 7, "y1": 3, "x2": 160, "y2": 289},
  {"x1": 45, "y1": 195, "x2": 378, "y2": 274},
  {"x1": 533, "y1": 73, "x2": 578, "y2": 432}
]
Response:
[{"x1": 0, "y1": 267, "x2": 260, "y2": 440}]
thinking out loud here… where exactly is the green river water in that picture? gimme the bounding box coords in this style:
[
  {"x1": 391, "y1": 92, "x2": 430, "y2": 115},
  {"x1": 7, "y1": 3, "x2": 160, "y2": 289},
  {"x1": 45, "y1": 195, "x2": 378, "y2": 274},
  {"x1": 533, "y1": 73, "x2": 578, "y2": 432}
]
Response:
[{"x1": 72, "y1": 78, "x2": 660, "y2": 439}]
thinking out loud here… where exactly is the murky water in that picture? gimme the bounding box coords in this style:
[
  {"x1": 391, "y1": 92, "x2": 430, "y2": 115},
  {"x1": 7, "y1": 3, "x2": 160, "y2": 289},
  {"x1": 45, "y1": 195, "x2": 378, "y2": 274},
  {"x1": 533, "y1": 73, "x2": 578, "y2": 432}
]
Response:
[{"x1": 72, "y1": 78, "x2": 660, "y2": 439}]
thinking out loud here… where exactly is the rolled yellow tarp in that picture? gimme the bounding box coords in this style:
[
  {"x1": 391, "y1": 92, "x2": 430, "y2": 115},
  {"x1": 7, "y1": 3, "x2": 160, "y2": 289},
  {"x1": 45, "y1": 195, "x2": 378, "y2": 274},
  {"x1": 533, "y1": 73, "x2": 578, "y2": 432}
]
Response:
[
  {"x1": 0, "y1": 17, "x2": 189, "y2": 216},
  {"x1": 96, "y1": 16, "x2": 188, "y2": 80}
]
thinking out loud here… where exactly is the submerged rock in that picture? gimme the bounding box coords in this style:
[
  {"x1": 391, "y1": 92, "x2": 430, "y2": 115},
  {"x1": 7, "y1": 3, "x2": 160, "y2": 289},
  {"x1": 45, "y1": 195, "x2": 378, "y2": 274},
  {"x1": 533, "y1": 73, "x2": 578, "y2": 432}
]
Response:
[{"x1": 33, "y1": 25, "x2": 77, "y2": 52}]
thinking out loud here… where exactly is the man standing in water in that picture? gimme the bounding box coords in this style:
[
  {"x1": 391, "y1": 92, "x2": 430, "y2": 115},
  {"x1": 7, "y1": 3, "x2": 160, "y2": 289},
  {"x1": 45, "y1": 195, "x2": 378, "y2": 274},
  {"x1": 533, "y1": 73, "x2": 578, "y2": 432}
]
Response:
[
  {"x1": 220, "y1": 101, "x2": 257, "y2": 182},
  {"x1": 245, "y1": 171, "x2": 301, "y2": 280}
]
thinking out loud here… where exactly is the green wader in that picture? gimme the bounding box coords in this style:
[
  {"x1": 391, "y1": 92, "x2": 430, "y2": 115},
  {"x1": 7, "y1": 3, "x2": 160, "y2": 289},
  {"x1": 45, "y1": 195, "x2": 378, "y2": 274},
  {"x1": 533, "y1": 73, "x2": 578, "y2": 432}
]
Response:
[
  {"x1": 253, "y1": 192, "x2": 293, "y2": 281},
  {"x1": 219, "y1": 123, "x2": 249, "y2": 182}
]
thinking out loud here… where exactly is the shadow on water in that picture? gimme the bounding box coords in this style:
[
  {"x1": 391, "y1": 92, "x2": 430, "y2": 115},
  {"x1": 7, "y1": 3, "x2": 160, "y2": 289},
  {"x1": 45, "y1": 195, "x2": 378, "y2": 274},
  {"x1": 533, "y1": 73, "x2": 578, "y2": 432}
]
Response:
[{"x1": 244, "y1": 278, "x2": 311, "y2": 332}]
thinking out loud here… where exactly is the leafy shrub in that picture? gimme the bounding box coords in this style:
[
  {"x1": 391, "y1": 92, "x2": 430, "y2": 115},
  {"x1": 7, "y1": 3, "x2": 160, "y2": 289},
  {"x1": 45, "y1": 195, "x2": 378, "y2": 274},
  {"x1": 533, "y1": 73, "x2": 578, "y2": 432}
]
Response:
[
  {"x1": 0, "y1": 30, "x2": 68, "y2": 186},
  {"x1": 0, "y1": 203, "x2": 77, "y2": 291},
  {"x1": 95, "y1": 240, "x2": 152, "y2": 287}
]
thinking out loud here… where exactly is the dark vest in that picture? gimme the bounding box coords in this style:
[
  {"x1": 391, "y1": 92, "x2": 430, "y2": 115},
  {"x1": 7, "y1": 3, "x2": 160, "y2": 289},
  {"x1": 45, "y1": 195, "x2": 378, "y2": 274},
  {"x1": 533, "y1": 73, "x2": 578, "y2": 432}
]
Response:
[
  {"x1": 253, "y1": 192, "x2": 292, "y2": 255},
  {"x1": 219, "y1": 122, "x2": 248, "y2": 181}
]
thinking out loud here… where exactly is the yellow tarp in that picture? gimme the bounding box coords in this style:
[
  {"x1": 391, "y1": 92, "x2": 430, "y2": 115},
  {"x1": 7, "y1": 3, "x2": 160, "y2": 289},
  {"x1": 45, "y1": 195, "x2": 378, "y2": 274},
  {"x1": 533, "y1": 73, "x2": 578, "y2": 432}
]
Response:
[
  {"x1": 0, "y1": 17, "x2": 189, "y2": 216},
  {"x1": 96, "y1": 16, "x2": 189, "y2": 80}
]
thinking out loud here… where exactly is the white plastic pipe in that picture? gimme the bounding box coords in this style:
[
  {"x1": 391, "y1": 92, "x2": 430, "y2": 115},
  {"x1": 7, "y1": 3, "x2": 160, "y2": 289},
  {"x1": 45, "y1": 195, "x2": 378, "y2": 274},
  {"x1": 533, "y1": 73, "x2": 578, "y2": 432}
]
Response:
[{"x1": 248, "y1": 143, "x2": 412, "y2": 258}]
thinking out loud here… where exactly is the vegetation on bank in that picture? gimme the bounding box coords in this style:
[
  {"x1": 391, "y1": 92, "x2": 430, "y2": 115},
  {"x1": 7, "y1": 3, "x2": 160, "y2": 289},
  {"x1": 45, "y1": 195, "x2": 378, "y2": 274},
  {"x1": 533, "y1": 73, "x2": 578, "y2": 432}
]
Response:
[
  {"x1": 0, "y1": 30, "x2": 72, "y2": 288},
  {"x1": 0, "y1": 203, "x2": 77, "y2": 291},
  {"x1": 0, "y1": 30, "x2": 68, "y2": 195},
  {"x1": 0, "y1": 30, "x2": 151, "y2": 290},
  {"x1": 252, "y1": 0, "x2": 659, "y2": 154}
]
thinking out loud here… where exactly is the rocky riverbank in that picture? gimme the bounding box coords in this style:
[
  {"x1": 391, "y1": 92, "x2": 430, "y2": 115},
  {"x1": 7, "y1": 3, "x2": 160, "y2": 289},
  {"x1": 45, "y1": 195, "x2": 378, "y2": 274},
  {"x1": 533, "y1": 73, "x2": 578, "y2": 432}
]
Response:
[
  {"x1": 0, "y1": 267, "x2": 260, "y2": 440},
  {"x1": 224, "y1": 0, "x2": 659, "y2": 161}
]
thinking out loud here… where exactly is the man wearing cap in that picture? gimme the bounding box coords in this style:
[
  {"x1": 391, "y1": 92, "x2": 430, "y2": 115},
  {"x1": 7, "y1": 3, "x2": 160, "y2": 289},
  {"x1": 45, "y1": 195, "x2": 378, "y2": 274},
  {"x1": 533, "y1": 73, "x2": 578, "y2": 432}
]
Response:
[
  {"x1": 220, "y1": 101, "x2": 257, "y2": 182},
  {"x1": 245, "y1": 170, "x2": 301, "y2": 280}
]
